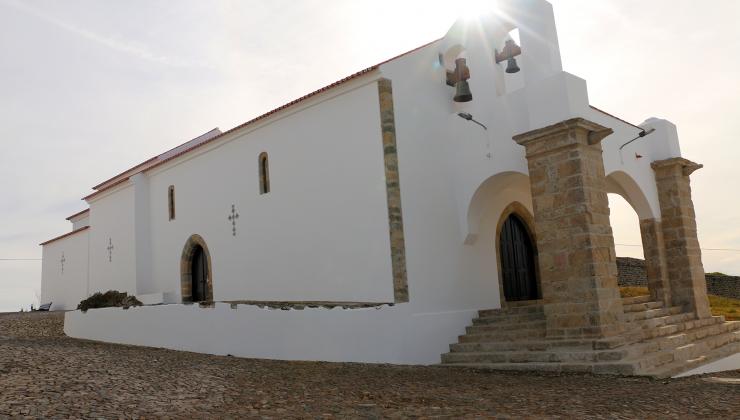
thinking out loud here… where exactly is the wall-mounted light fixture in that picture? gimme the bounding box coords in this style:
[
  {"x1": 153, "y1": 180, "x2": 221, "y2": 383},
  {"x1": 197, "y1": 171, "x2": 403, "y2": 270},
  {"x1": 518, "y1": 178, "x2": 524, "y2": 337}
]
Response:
[
  {"x1": 495, "y1": 39, "x2": 522, "y2": 73},
  {"x1": 446, "y1": 58, "x2": 473, "y2": 102},
  {"x1": 457, "y1": 112, "x2": 487, "y2": 130},
  {"x1": 618, "y1": 127, "x2": 656, "y2": 163}
]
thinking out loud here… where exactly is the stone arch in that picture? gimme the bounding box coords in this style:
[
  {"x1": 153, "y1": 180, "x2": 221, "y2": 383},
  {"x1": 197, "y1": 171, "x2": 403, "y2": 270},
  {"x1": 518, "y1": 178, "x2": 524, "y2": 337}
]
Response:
[
  {"x1": 605, "y1": 170, "x2": 655, "y2": 220},
  {"x1": 605, "y1": 170, "x2": 670, "y2": 303},
  {"x1": 495, "y1": 202, "x2": 541, "y2": 306},
  {"x1": 465, "y1": 171, "x2": 531, "y2": 244},
  {"x1": 180, "y1": 234, "x2": 213, "y2": 302}
]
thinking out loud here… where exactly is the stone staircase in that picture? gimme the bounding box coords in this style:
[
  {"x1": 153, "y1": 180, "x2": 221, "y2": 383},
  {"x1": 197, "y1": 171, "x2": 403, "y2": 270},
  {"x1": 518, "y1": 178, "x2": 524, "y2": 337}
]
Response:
[{"x1": 441, "y1": 296, "x2": 740, "y2": 377}]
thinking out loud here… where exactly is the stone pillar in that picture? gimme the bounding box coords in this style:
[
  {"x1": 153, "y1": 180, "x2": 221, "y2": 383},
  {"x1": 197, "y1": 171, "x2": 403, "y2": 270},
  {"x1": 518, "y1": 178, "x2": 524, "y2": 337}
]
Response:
[
  {"x1": 514, "y1": 118, "x2": 625, "y2": 339},
  {"x1": 651, "y1": 158, "x2": 711, "y2": 318},
  {"x1": 639, "y1": 218, "x2": 671, "y2": 305}
]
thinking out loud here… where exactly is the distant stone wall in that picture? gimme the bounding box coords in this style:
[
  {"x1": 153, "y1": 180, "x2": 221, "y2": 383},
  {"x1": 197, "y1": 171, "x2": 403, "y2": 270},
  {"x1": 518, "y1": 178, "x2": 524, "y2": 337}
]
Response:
[
  {"x1": 705, "y1": 274, "x2": 740, "y2": 299},
  {"x1": 616, "y1": 257, "x2": 647, "y2": 287},
  {"x1": 616, "y1": 257, "x2": 739, "y2": 299}
]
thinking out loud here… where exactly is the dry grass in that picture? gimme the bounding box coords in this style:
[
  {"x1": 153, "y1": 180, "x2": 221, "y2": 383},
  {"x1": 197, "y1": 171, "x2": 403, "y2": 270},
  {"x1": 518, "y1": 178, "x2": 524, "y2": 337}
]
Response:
[
  {"x1": 619, "y1": 286, "x2": 650, "y2": 298},
  {"x1": 709, "y1": 294, "x2": 740, "y2": 321},
  {"x1": 619, "y1": 286, "x2": 740, "y2": 321}
]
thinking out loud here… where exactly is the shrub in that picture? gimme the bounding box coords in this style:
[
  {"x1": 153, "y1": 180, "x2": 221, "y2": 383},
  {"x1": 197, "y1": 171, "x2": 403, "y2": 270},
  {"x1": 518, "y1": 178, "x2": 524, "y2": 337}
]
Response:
[{"x1": 77, "y1": 290, "x2": 142, "y2": 312}]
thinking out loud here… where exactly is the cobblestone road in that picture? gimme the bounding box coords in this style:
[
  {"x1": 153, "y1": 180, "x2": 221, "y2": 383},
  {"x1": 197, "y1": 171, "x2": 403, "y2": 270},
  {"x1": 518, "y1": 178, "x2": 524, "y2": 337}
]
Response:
[{"x1": 0, "y1": 312, "x2": 738, "y2": 418}]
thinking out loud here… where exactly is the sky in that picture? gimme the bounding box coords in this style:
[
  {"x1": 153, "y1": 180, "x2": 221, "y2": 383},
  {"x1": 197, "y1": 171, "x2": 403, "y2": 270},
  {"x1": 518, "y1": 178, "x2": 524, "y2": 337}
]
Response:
[{"x1": 1, "y1": 0, "x2": 739, "y2": 312}]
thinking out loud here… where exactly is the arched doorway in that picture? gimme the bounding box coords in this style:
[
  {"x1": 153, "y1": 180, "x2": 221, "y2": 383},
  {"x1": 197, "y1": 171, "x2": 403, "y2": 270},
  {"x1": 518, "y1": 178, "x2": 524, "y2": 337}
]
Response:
[
  {"x1": 499, "y1": 213, "x2": 539, "y2": 301},
  {"x1": 180, "y1": 234, "x2": 213, "y2": 302}
]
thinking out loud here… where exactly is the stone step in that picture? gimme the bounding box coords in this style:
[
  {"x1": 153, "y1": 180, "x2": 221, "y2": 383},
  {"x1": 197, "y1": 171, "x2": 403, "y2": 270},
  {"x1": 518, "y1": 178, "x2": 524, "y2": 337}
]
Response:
[
  {"x1": 466, "y1": 320, "x2": 546, "y2": 335},
  {"x1": 624, "y1": 321, "x2": 740, "y2": 360},
  {"x1": 630, "y1": 311, "x2": 694, "y2": 329},
  {"x1": 645, "y1": 339, "x2": 740, "y2": 378},
  {"x1": 624, "y1": 306, "x2": 683, "y2": 322},
  {"x1": 502, "y1": 299, "x2": 543, "y2": 308},
  {"x1": 458, "y1": 328, "x2": 547, "y2": 343},
  {"x1": 632, "y1": 329, "x2": 740, "y2": 373},
  {"x1": 472, "y1": 312, "x2": 545, "y2": 326},
  {"x1": 623, "y1": 301, "x2": 664, "y2": 313},
  {"x1": 621, "y1": 295, "x2": 652, "y2": 305},
  {"x1": 638, "y1": 316, "x2": 726, "y2": 341},
  {"x1": 450, "y1": 339, "x2": 595, "y2": 353},
  {"x1": 439, "y1": 361, "x2": 640, "y2": 376},
  {"x1": 442, "y1": 347, "x2": 630, "y2": 364},
  {"x1": 478, "y1": 305, "x2": 544, "y2": 318}
]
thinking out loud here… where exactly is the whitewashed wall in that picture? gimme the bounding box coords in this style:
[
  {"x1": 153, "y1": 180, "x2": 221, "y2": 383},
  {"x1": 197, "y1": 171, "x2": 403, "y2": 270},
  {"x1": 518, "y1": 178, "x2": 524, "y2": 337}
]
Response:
[
  {"x1": 146, "y1": 81, "x2": 394, "y2": 303},
  {"x1": 88, "y1": 184, "x2": 137, "y2": 295},
  {"x1": 40, "y1": 229, "x2": 89, "y2": 310},
  {"x1": 70, "y1": 213, "x2": 90, "y2": 230}
]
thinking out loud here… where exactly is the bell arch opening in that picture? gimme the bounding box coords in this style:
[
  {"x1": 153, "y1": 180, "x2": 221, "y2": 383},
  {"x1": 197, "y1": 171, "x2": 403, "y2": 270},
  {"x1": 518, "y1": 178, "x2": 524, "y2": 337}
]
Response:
[
  {"x1": 495, "y1": 202, "x2": 541, "y2": 304},
  {"x1": 180, "y1": 234, "x2": 213, "y2": 303}
]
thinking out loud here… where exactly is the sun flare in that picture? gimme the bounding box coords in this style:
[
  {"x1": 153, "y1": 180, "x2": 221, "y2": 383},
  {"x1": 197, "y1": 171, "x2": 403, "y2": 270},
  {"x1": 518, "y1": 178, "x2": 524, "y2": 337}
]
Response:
[{"x1": 460, "y1": 0, "x2": 500, "y2": 20}]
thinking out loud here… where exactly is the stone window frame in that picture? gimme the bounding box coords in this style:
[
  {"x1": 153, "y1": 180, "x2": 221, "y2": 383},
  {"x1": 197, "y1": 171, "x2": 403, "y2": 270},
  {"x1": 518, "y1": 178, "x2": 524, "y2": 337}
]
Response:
[
  {"x1": 494, "y1": 201, "x2": 542, "y2": 307},
  {"x1": 258, "y1": 152, "x2": 270, "y2": 195},
  {"x1": 168, "y1": 185, "x2": 176, "y2": 221},
  {"x1": 180, "y1": 234, "x2": 213, "y2": 303}
]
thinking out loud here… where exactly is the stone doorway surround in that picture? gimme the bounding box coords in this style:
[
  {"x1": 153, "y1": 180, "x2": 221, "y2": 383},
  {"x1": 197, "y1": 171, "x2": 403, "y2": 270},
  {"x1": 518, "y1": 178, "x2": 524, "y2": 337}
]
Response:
[{"x1": 180, "y1": 234, "x2": 214, "y2": 302}]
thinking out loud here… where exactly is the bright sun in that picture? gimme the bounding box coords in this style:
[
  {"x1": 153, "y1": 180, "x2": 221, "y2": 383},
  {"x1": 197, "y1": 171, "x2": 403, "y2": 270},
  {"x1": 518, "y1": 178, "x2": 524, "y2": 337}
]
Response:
[{"x1": 461, "y1": 0, "x2": 500, "y2": 20}]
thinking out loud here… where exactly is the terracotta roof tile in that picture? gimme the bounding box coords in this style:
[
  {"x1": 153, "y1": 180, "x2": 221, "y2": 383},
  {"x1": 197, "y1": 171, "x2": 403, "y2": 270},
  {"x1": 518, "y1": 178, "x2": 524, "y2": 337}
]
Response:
[
  {"x1": 39, "y1": 226, "x2": 90, "y2": 246},
  {"x1": 65, "y1": 208, "x2": 90, "y2": 221}
]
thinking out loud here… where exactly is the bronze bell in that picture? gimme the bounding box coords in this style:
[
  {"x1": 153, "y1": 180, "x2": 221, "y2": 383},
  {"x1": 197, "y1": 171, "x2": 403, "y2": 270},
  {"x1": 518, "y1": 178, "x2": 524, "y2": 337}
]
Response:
[
  {"x1": 454, "y1": 79, "x2": 473, "y2": 102},
  {"x1": 505, "y1": 57, "x2": 520, "y2": 73},
  {"x1": 452, "y1": 57, "x2": 473, "y2": 102},
  {"x1": 496, "y1": 39, "x2": 522, "y2": 74}
]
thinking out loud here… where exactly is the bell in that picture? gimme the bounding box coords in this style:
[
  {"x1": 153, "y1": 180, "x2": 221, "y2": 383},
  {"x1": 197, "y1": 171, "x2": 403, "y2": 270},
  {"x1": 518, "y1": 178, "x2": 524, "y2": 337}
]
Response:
[
  {"x1": 454, "y1": 79, "x2": 473, "y2": 102},
  {"x1": 506, "y1": 57, "x2": 520, "y2": 73}
]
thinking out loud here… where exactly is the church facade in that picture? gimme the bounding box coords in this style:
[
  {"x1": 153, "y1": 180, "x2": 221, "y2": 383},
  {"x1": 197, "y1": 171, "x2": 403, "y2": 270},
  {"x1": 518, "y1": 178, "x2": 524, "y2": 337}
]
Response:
[{"x1": 41, "y1": 0, "x2": 739, "y2": 376}]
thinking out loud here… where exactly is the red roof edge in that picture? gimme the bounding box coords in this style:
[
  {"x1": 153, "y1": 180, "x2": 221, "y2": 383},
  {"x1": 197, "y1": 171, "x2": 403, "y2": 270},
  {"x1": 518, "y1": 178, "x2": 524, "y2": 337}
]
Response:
[
  {"x1": 138, "y1": 65, "x2": 380, "y2": 175},
  {"x1": 65, "y1": 208, "x2": 90, "y2": 221},
  {"x1": 83, "y1": 177, "x2": 130, "y2": 201},
  {"x1": 40, "y1": 226, "x2": 90, "y2": 246},
  {"x1": 82, "y1": 38, "x2": 441, "y2": 199},
  {"x1": 92, "y1": 156, "x2": 158, "y2": 191},
  {"x1": 589, "y1": 105, "x2": 643, "y2": 131}
]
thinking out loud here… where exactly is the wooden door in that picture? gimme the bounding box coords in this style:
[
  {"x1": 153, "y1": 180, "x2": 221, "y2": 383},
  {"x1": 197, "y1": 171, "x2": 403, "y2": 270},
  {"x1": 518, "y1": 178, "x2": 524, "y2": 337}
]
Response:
[
  {"x1": 500, "y1": 214, "x2": 538, "y2": 301},
  {"x1": 191, "y1": 245, "x2": 208, "y2": 301}
]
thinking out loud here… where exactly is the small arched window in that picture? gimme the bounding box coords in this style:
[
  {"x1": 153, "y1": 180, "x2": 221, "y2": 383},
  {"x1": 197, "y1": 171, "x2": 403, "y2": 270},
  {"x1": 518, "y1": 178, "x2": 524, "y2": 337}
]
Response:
[
  {"x1": 168, "y1": 185, "x2": 176, "y2": 220},
  {"x1": 258, "y1": 152, "x2": 270, "y2": 194}
]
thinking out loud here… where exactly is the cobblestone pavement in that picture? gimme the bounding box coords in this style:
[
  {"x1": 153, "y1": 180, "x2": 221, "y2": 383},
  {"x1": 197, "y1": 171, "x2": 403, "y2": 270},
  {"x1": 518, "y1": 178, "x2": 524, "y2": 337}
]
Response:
[{"x1": 0, "y1": 312, "x2": 738, "y2": 419}]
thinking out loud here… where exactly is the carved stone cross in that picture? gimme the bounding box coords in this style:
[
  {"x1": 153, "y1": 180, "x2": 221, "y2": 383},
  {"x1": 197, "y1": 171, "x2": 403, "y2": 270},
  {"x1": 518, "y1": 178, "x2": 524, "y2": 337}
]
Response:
[
  {"x1": 227, "y1": 204, "x2": 239, "y2": 236},
  {"x1": 107, "y1": 238, "x2": 114, "y2": 262},
  {"x1": 60, "y1": 253, "x2": 66, "y2": 274}
]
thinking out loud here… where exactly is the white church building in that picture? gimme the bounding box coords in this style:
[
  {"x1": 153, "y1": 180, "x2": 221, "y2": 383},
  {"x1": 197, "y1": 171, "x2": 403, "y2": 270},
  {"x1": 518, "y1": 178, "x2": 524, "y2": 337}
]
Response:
[{"x1": 41, "y1": 0, "x2": 739, "y2": 376}]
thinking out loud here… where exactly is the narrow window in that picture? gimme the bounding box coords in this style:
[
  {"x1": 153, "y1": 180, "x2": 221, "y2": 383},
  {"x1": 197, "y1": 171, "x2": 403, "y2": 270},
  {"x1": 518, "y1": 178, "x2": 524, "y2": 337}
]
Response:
[
  {"x1": 168, "y1": 185, "x2": 176, "y2": 220},
  {"x1": 258, "y1": 152, "x2": 270, "y2": 194}
]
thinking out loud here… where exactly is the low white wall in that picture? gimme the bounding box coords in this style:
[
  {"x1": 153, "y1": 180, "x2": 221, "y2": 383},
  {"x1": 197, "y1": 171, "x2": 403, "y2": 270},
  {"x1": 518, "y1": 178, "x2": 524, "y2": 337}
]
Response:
[{"x1": 64, "y1": 303, "x2": 476, "y2": 364}]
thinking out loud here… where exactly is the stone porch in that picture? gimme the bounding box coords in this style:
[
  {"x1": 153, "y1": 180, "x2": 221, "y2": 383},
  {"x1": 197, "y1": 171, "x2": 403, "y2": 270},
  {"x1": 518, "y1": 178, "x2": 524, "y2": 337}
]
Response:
[
  {"x1": 442, "y1": 118, "x2": 739, "y2": 376},
  {"x1": 442, "y1": 297, "x2": 740, "y2": 377}
]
